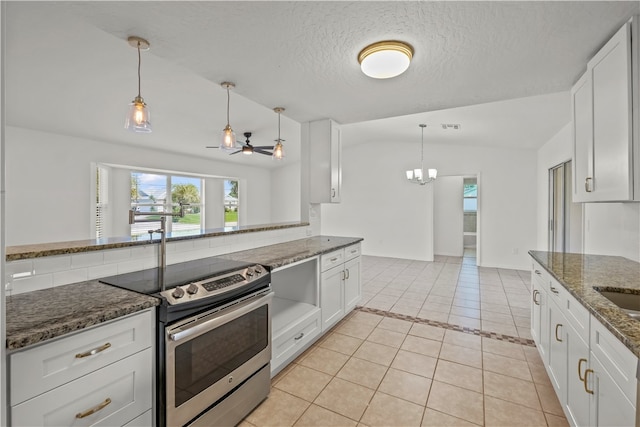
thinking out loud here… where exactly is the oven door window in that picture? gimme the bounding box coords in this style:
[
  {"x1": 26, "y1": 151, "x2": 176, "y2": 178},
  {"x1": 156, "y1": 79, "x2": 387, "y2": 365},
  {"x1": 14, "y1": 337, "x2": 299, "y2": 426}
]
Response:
[{"x1": 173, "y1": 305, "x2": 269, "y2": 407}]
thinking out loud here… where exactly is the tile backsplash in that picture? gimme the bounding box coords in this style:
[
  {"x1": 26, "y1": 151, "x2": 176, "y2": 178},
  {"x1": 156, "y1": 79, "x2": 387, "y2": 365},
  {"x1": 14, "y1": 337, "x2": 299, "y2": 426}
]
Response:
[{"x1": 6, "y1": 226, "x2": 313, "y2": 295}]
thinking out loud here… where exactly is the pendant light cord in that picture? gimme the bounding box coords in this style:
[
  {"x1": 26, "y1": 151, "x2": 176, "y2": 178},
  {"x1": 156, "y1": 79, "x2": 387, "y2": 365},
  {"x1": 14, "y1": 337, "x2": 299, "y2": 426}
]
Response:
[
  {"x1": 226, "y1": 87, "x2": 231, "y2": 126},
  {"x1": 278, "y1": 111, "x2": 281, "y2": 140},
  {"x1": 137, "y1": 42, "x2": 142, "y2": 98},
  {"x1": 420, "y1": 125, "x2": 425, "y2": 173}
]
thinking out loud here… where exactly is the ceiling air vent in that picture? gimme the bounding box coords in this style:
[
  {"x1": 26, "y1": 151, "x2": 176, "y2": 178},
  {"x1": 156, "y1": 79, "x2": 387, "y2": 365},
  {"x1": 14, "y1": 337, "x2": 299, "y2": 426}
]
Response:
[{"x1": 441, "y1": 124, "x2": 461, "y2": 130}]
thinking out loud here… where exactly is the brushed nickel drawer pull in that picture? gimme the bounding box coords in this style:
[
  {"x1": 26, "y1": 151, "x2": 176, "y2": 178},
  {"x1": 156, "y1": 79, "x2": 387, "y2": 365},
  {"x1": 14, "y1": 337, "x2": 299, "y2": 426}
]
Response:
[
  {"x1": 75, "y1": 342, "x2": 111, "y2": 359},
  {"x1": 578, "y1": 358, "x2": 587, "y2": 381},
  {"x1": 555, "y1": 324, "x2": 563, "y2": 342},
  {"x1": 76, "y1": 398, "x2": 112, "y2": 419},
  {"x1": 294, "y1": 333, "x2": 304, "y2": 341},
  {"x1": 330, "y1": 257, "x2": 338, "y2": 262},
  {"x1": 583, "y1": 369, "x2": 594, "y2": 394},
  {"x1": 346, "y1": 269, "x2": 350, "y2": 280}
]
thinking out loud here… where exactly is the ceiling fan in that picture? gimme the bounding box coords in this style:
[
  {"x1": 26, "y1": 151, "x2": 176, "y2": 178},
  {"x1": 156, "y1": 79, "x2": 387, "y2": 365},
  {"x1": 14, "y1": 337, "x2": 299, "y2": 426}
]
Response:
[{"x1": 208, "y1": 132, "x2": 273, "y2": 156}]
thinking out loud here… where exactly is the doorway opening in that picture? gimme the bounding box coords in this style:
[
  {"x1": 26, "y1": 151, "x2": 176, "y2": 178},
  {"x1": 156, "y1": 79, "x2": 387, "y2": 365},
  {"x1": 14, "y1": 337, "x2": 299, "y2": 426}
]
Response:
[{"x1": 549, "y1": 161, "x2": 582, "y2": 253}]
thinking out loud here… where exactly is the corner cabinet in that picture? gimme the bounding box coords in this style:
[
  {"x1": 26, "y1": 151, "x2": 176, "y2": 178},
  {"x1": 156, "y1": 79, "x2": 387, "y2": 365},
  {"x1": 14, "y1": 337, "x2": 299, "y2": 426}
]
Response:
[
  {"x1": 320, "y1": 244, "x2": 361, "y2": 331},
  {"x1": 9, "y1": 309, "x2": 155, "y2": 427},
  {"x1": 309, "y1": 119, "x2": 342, "y2": 203},
  {"x1": 529, "y1": 258, "x2": 638, "y2": 427},
  {"x1": 572, "y1": 17, "x2": 640, "y2": 202}
]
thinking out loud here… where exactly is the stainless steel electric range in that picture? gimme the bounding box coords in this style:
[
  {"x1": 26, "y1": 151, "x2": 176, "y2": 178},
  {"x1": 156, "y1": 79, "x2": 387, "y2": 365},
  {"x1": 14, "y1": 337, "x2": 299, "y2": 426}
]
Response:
[{"x1": 100, "y1": 256, "x2": 273, "y2": 427}]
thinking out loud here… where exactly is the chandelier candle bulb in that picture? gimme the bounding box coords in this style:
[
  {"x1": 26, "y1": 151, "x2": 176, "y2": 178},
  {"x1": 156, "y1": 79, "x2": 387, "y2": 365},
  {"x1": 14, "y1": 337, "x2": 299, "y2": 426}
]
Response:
[{"x1": 406, "y1": 124, "x2": 437, "y2": 185}]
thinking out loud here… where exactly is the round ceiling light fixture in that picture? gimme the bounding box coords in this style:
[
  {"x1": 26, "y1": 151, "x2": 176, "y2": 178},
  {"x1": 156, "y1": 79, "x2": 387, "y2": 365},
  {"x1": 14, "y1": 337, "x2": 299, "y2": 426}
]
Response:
[{"x1": 358, "y1": 40, "x2": 414, "y2": 79}]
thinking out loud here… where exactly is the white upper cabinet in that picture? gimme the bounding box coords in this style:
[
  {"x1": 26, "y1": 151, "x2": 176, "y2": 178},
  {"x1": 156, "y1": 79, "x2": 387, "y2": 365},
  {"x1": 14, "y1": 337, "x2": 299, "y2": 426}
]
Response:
[
  {"x1": 573, "y1": 18, "x2": 639, "y2": 202},
  {"x1": 309, "y1": 119, "x2": 342, "y2": 203}
]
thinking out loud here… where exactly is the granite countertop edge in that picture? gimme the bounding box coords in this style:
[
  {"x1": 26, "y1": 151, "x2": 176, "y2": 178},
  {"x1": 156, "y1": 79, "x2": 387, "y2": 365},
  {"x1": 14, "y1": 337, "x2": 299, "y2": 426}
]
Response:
[
  {"x1": 6, "y1": 235, "x2": 363, "y2": 350},
  {"x1": 528, "y1": 250, "x2": 640, "y2": 359},
  {"x1": 6, "y1": 221, "x2": 310, "y2": 261}
]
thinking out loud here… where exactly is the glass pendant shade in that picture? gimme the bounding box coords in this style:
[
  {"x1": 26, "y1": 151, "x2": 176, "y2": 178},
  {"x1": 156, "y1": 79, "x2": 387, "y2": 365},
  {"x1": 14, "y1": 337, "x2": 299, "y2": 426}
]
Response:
[
  {"x1": 125, "y1": 96, "x2": 151, "y2": 133},
  {"x1": 220, "y1": 125, "x2": 236, "y2": 151},
  {"x1": 428, "y1": 168, "x2": 438, "y2": 179},
  {"x1": 272, "y1": 141, "x2": 285, "y2": 160}
]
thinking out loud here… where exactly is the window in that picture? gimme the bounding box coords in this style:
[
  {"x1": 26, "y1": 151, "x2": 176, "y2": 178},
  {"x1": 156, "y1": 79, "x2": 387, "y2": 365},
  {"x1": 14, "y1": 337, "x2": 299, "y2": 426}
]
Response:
[
  {"x1": 463, "y1": 181, "x2": 478, "y2": 212},
  {"x1": 130, "y1": 172, "x2": 204, "y2": 237},
  {"x1": 224, "y1": 179, "x2": 239, "y2": 226}
]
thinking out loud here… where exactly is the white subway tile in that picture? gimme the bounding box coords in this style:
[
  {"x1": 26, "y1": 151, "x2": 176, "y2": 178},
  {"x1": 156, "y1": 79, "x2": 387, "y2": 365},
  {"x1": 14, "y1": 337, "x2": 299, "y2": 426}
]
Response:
[
  {"x1": 103, "y1": 248, "x2": 132, "y2": 263},
  {"x1": 174, "y1": 240, "x2": 195, "y2": 253},
  {"x1": 117, "y1": 260, "x2": 146, "y2": 274},
  {"x1": 71, "y1": 252, "x2": 104, "y2": 269},
  {"x1": 130, "y1": 244, "x2": 158, "y2": 259},
  {"x1": 53, "y1": 269, "x2": 88, "y2": 286},
  {"x1": 5, "y1": 259, "x2": 34, "y2": 278},
  {"x1": 33, "y1": 255, "x2": 71, "y2": 274},
  {"x1": 87, "y1": 264, "x2": 119, "y2": 280},
  {"x1": 209, "y1": 237, "x2": 225, "y2": 248},
  {"x1": 11, "y1": 273, "x2": 54, "y2": 295},
  {"x1": 193, "y1": 238, "x2": 210, "y2": 249}
]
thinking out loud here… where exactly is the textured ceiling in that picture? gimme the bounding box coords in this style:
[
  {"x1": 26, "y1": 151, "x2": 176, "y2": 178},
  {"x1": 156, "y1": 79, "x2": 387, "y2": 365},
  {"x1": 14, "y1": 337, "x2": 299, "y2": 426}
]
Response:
[{"x1": 5, "y1": 1, "x2": 640, "y2": 166}]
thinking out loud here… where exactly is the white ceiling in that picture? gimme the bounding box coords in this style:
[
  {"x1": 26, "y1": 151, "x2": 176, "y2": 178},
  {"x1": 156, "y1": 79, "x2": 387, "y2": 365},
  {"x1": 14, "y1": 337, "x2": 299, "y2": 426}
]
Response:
[{"x1": 5, "y1": 1, "x2": 640, "y2": 166}]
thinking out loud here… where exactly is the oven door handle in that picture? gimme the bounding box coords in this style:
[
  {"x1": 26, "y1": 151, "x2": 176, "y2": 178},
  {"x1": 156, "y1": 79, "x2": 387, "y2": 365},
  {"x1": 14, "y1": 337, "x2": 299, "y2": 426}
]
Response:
[{"x1": 168, "y1": 291, "x2": 273, "y2": 343}]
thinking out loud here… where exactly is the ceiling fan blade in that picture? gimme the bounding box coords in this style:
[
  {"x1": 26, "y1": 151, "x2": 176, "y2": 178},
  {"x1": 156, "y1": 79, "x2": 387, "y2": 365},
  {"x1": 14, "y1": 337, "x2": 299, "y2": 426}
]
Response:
[
  {"x1": 229, "y1": 150, "x2": 242, "y2": 155},
  {"x1": 255, "y1": 148, "x2": 273, "y2": 156},
  {"x1": 254, "y1": 145, "x2": 275, "y2": 149}
]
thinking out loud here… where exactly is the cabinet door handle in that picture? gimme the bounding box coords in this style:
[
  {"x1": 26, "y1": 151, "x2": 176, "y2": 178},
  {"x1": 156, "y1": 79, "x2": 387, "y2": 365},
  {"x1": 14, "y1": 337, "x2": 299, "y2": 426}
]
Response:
[
  {"x1": 578, "y1": 358, "x2": 588, "y2": 381},
  {"x1": 583, "y1": 368, "x2": 594, "y2": 394},
  {"x1": 341, "y1": 270, "x2": 346, "y2": 280},
  {"x1": 550, "y1": 285, "x2": 559, "y2": 295},
  {"x1": 532, "y1": 290, "x2": 540, "y2": 305},
  {"x1": 75, "y1": 342, "x2": 111, "y2": 359},
  {"x1": 76, "y1": 398, "x2": 112, "y2": 419},
  {"x1": 294, "y1": 333, "x2": 304, "y2": 341},
  {"x1": 555, "y1": 324, "x2": 563, "y2": 342},
  {"x1": 345, "y1": 269, "x2": 350, "y2": 280},
  {"x1": 331, "y1": 188, "x2": 336, "y2": 198},
  {"x1": 585, "y1": 177, "x2": 592, "y2": 193}
]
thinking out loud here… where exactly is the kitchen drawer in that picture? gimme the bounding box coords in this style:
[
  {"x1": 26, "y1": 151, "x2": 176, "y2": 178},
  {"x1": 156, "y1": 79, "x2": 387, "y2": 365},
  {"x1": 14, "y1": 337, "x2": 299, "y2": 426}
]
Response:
[
  {"x1": 321, "y1": 249, "x2": 344, "y2": 272},
  {"x1": 531, "y1": 261, "x2": 549, "y2": 292},
  {"x1": 11, "y1": 348, "x2": 153, "y2": 426},
  {"x1": 123, "y1": 409, "x2": 152, "y2": 427},
  {"x1": 344, "y1": 244, "x2": 361, "y2": 262},
  {"x1": 272, "y1": 309, "x2": 321, "y2": 370},
  {"x1": 10, "y1": 309, "x2": 154, "y2": 406},
  {"x1": 590, "y1": 317, "x2": 638, "y2": 403},
  {"x1": 564, "y1": 290, "x2": 590, "y2": 338}
]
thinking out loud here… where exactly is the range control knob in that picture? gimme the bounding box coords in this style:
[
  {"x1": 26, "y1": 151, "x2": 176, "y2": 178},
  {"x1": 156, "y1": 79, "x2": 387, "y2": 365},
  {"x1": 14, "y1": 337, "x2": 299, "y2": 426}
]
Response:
[
  {"x1": 246, "y1": 268, "x2": 255, "y2": 278},
  {"x1": 172, "y1": 287, "x2": 185, "y2": 299},
  {"x1": 186, "y1": 284, "x2": 199, "y2": 295},
  {"x1": 255, "y1": 266, "x2": 263, "y2": 275}
]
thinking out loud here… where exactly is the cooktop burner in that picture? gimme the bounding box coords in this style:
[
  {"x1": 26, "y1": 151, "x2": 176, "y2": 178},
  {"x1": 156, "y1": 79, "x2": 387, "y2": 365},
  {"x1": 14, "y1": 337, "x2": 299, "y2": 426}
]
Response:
[{"x1": 99, "y1": 256, "x2": 267, "y2": 305}]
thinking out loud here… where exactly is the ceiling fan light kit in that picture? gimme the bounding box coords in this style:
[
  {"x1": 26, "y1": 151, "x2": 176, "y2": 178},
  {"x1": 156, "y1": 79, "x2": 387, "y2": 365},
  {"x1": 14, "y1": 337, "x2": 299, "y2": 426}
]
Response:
[
  {"x1": 358, "y1": 40, "x2": 414, "y2": 79},
  {"x1": 406, "y1": 124, "x2": 437, "y2": 185},
  {"x1": 124, "y1": 36, "x2": 152, "y2": 133}
]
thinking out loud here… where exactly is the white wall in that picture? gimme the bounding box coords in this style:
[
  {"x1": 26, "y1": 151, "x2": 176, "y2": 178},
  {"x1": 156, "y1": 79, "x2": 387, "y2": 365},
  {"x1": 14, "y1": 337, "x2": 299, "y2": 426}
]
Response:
[
  {"x1": 271, "y1": 161, "x2": 301, "y2": 223},
  {"x1": 5, "y1": 126, "x2": 298, "y2": 246},
  {"x1": 434, "y1": 176, "x2": 464, "y2": 257},
  {"x1": 537, "y1": 122, "x2": 640, "y2": 262},
  {"x1": 322, "y1": 139, "x2": 538, "y2": 270}
]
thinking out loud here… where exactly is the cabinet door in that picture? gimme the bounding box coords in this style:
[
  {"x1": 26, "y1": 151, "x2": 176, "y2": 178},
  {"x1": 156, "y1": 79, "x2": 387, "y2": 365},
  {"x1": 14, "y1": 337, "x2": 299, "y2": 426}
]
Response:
[
  {"x1": 565, "y1": 324, "x2": 591, "y2": 427},
  {"x1": 330, "y1": 123, "x2": 341, "y2": 203},
  {"x1": 321, "y1": 266, "x2": 344, "y2": 331},
  {"x1": 309, "y1": 119, "x2": 342, "y2": 204},
  {"x1": 572, "y1": 72, "x2": 595, "y2": 202},
  {"x1": 530, "y1": 279, "x2": 548, "y2": 361},
  {"x1": 344, "y1": 257, "x2": 361, "y2": 312},
  {"x1": 547, "y1": 299, "x2": 567, "y2": 405},
  {"x1": 589, "y1": 353, "x2": 637, "y2": 427},
  {"x1": 590, "y1": 22, "x2": 633, "y2": 201}
]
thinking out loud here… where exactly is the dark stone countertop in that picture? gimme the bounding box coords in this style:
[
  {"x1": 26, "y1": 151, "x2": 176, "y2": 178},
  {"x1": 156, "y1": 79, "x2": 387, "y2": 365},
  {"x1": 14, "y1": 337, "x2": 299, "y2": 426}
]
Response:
[
  {"x1": 529, "y1": 250, "x2": 640, "y2": 358},
  {"x1": 6, "y1": 235, "x2": 363, "y2": 350},
  {"x1": 6, "y1": 281, "x2": 160, "y2": 351},
  {"x1": 219, "y1": 236, "x2": 364, "y2": 269}
]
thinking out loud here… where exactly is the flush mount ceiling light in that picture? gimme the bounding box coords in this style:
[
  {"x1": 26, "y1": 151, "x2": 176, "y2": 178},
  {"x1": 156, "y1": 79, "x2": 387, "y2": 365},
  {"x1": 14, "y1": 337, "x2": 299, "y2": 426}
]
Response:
[
  {"x1": 219, "y1": 82, "x2": 237, "y2": 151},
  {"x1": 272, "y1": 107, "x2": 286, "y2": 161},
  {"x1": 358, "y1": 40, "x2": 414, "y2": 79},
  {"x1": 124, "y1": 36, "x2": 152, "y2": 133},
  {"x1": 406, "y1": 124, "x2": 437, "y2": 185}
]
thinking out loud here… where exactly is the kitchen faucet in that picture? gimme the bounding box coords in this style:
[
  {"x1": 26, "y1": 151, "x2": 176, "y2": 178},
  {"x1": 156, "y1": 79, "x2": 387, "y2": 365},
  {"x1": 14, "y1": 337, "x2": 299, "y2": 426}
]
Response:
[{"x1": 128, "y1": 202, "x2": 190, "y2": 291}]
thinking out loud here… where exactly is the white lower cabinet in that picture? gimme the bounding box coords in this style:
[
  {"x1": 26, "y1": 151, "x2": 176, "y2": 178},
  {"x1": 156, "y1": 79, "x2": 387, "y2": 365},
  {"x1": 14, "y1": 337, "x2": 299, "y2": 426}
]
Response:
[
  {"x1": 320, "y1": 244, "x2": 361, "y2": 332},
  {"x1": 530, "y1": 258, "x2": 638, "y2": 427},
  {"x1": 9, "y1": 309, "x2": 155, "y2": 427}
]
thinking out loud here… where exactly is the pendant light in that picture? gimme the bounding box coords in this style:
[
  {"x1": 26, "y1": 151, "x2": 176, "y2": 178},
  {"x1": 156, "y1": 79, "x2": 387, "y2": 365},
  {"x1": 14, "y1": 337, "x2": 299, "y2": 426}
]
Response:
[
  {"x1": 272, "y1": 107, "x2": 286, "y2": 160},
  {"x1": 220, "y1": 82, "x2": 237, "y2": 151},
  {"x1": 406, "y1": 124, "x2": 437, "y2": 185},
  {"x1": 124, "y1": 36, "x2": 152, "y2": 133},
  {"x1": 358, "y1": 40, "x2": 414, "y2": 79}
]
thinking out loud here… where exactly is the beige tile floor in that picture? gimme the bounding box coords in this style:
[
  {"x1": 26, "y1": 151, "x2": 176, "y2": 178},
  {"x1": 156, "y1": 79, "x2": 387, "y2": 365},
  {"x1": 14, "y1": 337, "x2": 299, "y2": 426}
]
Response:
[{"x1": 242, "y1": 250, "x2": 567, "y2": 427}]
